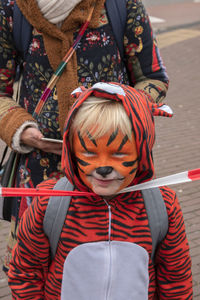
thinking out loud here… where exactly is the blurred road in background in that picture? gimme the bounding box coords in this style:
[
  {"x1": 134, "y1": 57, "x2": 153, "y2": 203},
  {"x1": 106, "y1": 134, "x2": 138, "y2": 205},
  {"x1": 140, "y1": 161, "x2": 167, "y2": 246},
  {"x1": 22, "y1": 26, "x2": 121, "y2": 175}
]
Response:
[
  {"x1": 144, "y1": 0, "x2": 197, "y2": 6},
  {"x1": 146, "y1": 0, "x2": 200, "y2": 33},
  {"x1": 0, "y1": 1, "x2": 200, "y2": 298}
]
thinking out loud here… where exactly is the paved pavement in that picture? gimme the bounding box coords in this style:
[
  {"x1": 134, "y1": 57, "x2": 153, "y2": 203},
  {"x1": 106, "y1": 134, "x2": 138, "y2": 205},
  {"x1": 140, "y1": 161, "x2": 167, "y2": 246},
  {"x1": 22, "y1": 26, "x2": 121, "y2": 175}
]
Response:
[
  {"x1": 147, "y1": 0, "x2": 200, "y2": 33},
  {"x1": 154, "y1": 24, "x2": 200, "y2": 299},
  {"x1": 0, "y1": 2, "x2": 200, "y2": 299}
]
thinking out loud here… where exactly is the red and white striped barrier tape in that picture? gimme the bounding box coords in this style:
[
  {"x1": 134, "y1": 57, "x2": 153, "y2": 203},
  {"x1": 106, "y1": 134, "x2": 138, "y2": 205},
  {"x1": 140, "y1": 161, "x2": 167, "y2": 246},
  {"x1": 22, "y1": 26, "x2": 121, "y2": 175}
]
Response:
[{"x1": 0, "y1": 169, "x2": 199, "y2": 198}]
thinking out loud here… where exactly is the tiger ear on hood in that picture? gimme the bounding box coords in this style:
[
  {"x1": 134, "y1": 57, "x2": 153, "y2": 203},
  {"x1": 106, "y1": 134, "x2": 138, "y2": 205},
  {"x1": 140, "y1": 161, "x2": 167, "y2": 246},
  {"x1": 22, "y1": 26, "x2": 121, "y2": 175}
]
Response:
[
  {"x1": 148, "y1": 102, "x2": 173, "y2": 118},
  {"x1": 71, "y1": 86, "x2": 88, "y2": 99}
]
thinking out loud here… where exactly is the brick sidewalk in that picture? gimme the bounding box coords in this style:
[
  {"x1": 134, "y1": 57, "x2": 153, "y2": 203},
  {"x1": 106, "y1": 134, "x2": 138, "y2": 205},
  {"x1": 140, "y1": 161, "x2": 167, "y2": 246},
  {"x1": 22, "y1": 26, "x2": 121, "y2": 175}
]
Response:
[
  {"x1": 154, "y1": 24, "x2": 200, "y2": 299},
  {"x1": 0, "y1": 221, "x2": 11, "y2": 299},
  {"x1": 0, "y1": 26, "x2": 200, "y2": 300}
]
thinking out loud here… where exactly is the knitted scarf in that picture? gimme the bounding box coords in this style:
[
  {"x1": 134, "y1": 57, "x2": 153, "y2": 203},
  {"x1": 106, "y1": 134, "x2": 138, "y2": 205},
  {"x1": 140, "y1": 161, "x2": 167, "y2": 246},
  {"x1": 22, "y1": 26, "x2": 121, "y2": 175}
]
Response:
[
  {"x1": 16, "y1": 0, "x2": 105, "y2": 133},
  {"x1": 37, "y1": 0, "x2": 82, "y2": 24}
]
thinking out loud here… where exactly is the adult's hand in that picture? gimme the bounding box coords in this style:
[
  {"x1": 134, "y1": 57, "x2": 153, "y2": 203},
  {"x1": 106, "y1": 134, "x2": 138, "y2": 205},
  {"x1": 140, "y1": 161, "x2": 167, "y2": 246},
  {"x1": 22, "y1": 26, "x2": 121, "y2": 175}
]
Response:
[{"x1": 20, "y1": 127, "x2": 62, "y2": 155}]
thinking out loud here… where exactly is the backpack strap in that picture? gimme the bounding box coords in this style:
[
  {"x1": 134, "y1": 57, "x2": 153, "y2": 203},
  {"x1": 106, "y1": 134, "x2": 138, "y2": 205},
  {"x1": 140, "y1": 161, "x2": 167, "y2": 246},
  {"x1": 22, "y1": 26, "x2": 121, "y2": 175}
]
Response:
[
  {"x1": 13, "y1": 1, "x2": 33, "y2": 59},
  {"x1": 105, "y1": 0, "x2": 127, "y2": 59},
  {"x1": 142, "y1": 188, "x2": 168, "y2": 263},
  {"x1": 43, "y1": 177, "x2": 73, "y2": 259}
]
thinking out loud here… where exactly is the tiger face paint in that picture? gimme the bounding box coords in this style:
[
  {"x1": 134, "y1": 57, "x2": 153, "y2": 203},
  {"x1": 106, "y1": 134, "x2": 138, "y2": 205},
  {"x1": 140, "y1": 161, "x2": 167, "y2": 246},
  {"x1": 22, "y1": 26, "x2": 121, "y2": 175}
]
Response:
[{"x1": 73, "y1": 129, "x2": 138, "y2": 197}]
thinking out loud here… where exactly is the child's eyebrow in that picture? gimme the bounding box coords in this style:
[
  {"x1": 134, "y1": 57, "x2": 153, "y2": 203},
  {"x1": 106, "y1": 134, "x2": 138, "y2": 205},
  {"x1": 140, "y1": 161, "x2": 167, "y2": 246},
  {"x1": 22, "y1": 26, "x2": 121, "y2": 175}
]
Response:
[
  {"x1": 106, "y1": 128, "x2": 119, "y2": 146},
  {"x1": 117, "y1": 135, "x2": 129, "y2": 151}
]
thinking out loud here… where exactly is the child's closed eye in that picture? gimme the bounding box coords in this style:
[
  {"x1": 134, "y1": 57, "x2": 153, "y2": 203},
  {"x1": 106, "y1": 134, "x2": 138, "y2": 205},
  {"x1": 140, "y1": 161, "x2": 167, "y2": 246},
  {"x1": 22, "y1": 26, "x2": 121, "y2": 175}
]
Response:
[
  {"x1": 82, "y1": 151, "x2": 97, "y2": 157},
  {"x1": 112, "y1": 152, "x2": 127, "y2": 158}
]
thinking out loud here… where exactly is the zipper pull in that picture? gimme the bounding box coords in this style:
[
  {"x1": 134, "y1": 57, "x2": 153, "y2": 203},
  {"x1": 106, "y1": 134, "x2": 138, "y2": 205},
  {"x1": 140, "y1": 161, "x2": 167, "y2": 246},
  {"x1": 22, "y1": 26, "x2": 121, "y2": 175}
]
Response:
[{"x1": 103, "y1": 199, "x2": 112, "y2": 242}]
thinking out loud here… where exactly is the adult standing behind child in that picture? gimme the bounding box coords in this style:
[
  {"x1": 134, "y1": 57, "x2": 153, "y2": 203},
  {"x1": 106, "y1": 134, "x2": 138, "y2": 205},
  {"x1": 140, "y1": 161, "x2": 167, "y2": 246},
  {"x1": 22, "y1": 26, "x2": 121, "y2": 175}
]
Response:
[
  {"x1": 8, "y1": 82, "x2": 192, "y2": 299},
  {"x1": 0, "y1": 0, "x2": 169, "y2": 271}
]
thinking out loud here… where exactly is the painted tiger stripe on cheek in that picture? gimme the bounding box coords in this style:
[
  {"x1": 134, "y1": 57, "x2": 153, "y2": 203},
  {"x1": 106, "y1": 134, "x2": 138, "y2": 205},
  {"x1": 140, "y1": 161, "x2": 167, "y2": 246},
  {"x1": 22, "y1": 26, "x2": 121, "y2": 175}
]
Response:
[
  {"x1": 122, "y1": 158, "x2": 138, "y2": 175},
  {"x1": 122, "y1": 158, "x2": 138, "y2": 167},
  {"x1": 76, "y1": 157, "x2": 90, "y2": 167},
  {"x1": 129, "y1": 167, "x2": 138, "y2": 175},
  {"x1": 76, "y1": 156, "x2": 90, "y2": 174}
]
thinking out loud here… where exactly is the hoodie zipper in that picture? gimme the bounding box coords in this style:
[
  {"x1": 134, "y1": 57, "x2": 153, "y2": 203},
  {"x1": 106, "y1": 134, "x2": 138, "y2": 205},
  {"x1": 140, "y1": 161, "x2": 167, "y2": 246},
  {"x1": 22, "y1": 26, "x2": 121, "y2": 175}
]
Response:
[{"x1": 103, "y1": 199, "x2": 112, "y2": 300}]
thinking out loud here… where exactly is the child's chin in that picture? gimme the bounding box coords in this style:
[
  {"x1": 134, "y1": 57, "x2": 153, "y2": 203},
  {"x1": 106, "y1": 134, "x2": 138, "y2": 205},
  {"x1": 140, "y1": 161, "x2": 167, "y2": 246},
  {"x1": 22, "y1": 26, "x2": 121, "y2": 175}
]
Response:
[{"x1": 92, "y1": 186, "x2": 119, "y2": 197}]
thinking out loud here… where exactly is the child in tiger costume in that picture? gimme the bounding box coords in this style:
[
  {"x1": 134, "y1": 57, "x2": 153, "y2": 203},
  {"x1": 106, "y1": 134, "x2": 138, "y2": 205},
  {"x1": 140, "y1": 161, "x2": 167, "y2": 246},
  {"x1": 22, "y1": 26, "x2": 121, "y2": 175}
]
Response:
[{"x1": 8, "y1": 83, "x2": 193, "y2": 299}]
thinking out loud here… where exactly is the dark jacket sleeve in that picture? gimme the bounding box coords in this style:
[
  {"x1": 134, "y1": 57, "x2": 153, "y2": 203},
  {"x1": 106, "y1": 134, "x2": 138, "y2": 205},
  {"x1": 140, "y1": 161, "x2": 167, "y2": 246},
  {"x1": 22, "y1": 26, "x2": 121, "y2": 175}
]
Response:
[{"x1": 124, "y1": 0, "x2": 169, "y2": 103}]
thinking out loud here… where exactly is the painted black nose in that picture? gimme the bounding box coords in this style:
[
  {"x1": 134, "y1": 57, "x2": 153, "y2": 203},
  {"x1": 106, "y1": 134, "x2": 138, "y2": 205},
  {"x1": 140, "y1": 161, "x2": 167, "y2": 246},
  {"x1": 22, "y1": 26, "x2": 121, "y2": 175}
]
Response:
[{"x1": 96, "y1": 166, "x2": 113, "y2": 178}]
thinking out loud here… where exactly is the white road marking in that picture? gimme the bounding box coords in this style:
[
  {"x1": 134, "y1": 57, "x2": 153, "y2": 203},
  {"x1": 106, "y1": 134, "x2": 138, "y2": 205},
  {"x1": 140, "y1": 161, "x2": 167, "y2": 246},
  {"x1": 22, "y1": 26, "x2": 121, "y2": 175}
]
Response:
[
  {"x1": 193, "y1": 0, "x2": 200, "y2": 3},
  {"x1": 149, "y1": 16, "x2": 165, "y2": 23}
]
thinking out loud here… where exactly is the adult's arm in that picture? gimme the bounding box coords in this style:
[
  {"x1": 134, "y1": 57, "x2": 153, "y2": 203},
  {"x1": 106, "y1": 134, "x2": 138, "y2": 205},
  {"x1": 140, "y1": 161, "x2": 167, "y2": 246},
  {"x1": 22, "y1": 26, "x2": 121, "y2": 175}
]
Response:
[
  {"x1": 124, "y1": 0, "x2": 169, "y2": 103},
  {"x1": 0, "y1": 2, "x2": 62, "y2": 155},
  {"x1": 0, "y1": 1, "x2": 37, "y2": 148}
]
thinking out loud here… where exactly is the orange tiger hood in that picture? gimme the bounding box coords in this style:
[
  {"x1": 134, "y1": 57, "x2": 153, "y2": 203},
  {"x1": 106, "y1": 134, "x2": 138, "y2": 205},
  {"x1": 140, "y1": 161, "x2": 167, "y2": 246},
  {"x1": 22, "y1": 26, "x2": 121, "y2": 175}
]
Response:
[{"x1": 61, "y1": 82, "x2": 173, "y2": 190}]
